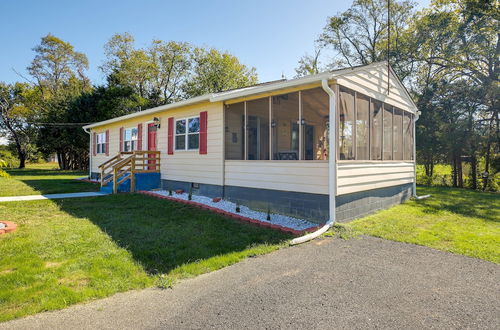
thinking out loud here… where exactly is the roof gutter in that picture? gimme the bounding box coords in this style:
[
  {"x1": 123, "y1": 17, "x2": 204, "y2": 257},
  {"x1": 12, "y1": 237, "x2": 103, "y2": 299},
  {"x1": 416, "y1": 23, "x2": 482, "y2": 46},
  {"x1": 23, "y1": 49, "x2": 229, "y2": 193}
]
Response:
[{"x1": 290, "y1": 79, "x2": 337, "y2": 245}]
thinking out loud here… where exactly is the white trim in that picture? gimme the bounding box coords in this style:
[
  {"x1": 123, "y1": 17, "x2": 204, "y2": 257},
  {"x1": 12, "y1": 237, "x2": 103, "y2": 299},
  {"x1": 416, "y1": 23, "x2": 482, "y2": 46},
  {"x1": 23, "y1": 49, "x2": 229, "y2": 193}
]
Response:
[
  {"x1": 123, "y1": 126, "x2": 138, "y2": 152},
  {"x1": 83, "y1": 95, "x2": 210, "y2": 129},
  {"x1": 96, "y1": 132, "x2": 106, "y2": 155},
  {"x1": 174, "y1": 115, "x2": 200, "y2": 151},
  {"x1": 84, "y1": 62, "x2": 416, "y2": 130}
]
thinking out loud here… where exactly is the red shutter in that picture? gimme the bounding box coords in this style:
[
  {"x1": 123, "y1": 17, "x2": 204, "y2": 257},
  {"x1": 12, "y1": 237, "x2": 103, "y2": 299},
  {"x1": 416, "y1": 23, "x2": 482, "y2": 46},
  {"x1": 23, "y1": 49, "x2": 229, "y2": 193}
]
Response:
[
  {"x1": 167, "y1": 117, "x2": 174, "y2": 155},
  {"x1": 119, "y1": 127, "x2": 124, "y2": 152},
  {"x1": 137, "y1": 123, "x2": 143, "y2": 151},
  {"x1": 199, "y1": 111, "x2": 208, "y2": 154},
  {"x1": 105, "y1": 130, "x2": 110, "y2": 156},
  {"x1": 92, "y1": 132, "x2": 97, "y2": 156}
]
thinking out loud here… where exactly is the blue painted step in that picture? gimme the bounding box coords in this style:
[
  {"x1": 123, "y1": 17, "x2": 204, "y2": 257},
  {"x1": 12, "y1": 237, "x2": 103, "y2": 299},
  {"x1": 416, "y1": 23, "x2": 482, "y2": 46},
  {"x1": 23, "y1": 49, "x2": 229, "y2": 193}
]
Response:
[{"x1": 100, "y1": 172, "x2": 161, "y2": 193}]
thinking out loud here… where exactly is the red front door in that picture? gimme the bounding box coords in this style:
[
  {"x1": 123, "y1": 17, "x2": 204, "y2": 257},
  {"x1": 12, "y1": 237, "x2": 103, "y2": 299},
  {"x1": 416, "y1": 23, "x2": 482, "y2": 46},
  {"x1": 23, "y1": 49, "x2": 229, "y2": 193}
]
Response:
[{"x1": 148, "y1": 123, "x2": 157, "y2": 170}]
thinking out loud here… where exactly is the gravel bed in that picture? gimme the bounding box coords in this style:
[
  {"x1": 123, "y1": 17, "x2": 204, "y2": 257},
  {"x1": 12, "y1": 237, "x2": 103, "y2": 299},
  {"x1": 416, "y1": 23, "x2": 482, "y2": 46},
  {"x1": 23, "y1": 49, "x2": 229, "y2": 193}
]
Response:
[{"x1": 152, "y1": 190, "x2": 318, "y2": 231}]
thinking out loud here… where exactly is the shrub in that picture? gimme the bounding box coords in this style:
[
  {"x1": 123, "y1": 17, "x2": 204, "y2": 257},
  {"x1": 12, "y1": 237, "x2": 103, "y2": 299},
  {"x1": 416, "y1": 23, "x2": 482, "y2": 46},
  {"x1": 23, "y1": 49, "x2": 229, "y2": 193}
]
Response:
[
  {"x1": 0, "y1": 149, "x2": 18, "y2": 168},
  {"x1": 0, "y1": 159, "x2": 10, "y2": 178}
]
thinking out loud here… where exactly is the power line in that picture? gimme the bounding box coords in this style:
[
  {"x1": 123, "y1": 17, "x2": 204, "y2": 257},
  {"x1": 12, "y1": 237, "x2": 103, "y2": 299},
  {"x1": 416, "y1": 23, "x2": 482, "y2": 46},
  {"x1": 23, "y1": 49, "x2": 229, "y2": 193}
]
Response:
[{"x1": 26, "y1": 122, "x2": 91, "y2": 127}]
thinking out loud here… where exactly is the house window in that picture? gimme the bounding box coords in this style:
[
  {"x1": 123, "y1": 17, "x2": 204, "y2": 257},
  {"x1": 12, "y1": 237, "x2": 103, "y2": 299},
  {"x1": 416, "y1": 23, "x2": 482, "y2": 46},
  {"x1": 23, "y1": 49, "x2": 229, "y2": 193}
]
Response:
[
  {"x1": 383, "y1": 104, "x2": 393, "y2": 160},
  {"x1": 96, "y1": 132, "x2": 106, "y2": 154},
  {"x1": 301, "y1": 87, "x2": 329, "y2": 160},
  {"x1": 356, "y1": 93, "x2": 370, "y2": 160},
  {"x1": 223, "y1": 85, "x2": 416, "y2": 163},
  {"x1": 393, "y1": 108, "x2": 404, "y2": 160},
  {"x1": 272, "y1": 92, "x2": 299, "y2": 160},
  {"x1": 339, "y1": 87, "x2": 355, "y2": 160},
  {"x1": 123, "y1": 127, "x2": 138, "y2": 152},
  {"x1": 246, "y1": 98, "x2": 270, "y2": 160},
  {"x1": 176, "y1": 117, "x2": 200, "y2": 151},
  {"x1": 225, "y1": 103, "x2": 245, "y2": 160},
  {"x1": 403, "y1": 112, "x2": 414, "y2": 160},
  {"x1": 370, "y1": 99, "x2": 383, "y2": 160}
]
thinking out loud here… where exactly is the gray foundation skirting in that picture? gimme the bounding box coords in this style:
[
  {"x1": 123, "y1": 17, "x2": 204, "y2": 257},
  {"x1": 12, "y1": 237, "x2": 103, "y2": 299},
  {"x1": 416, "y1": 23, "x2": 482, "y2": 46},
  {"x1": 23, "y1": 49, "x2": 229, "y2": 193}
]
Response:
[
  {"x1": 335, "y1": 183, "x2": 413, "y2": 223},
  {"x1": 126, "y1": 178, "x2": 412, "y2": 225},
  {"x1": 161, "y1": 179, "x2": 223, "y2": 198},
  {"x1": 224, "y1": 185, "x2": 329, "y2": 224}
]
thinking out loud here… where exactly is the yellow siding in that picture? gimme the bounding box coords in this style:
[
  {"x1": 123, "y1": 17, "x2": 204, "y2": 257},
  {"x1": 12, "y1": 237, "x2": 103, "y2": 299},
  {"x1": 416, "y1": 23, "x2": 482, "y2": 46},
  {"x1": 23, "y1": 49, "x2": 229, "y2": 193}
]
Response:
[
  {"x1": 224, "y1": 161, "x2": 329, "y2": 194},
  {"x1": 336, "y1": 66, "x2": 416, "y2": 113},
  {"x1": 91, "y1": 101, "x2": 224, "y2": 186},
  {"x1": 337, "y1": 161, "x2": 415, "y2": 195}
]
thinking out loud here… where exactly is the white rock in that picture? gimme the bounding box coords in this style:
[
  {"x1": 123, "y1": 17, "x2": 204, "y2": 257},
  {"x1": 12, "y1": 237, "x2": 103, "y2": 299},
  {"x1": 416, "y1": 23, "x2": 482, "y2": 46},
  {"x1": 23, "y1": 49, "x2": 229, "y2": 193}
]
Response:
[{"x1": 152, "y1": 190, "x2": 318, "y2": 231}]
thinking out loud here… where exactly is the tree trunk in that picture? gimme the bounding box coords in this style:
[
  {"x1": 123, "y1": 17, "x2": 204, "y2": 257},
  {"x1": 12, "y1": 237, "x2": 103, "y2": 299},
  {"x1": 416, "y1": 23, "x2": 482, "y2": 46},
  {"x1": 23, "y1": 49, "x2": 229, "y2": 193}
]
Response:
[
  {"x1": 452, "y1": 157, "x2": 458, "y2": 187},
  {"x1": 13, "y1": 138, "x2": 26, "y2": 169},
  {"x1": 18, "y1": 151, "x2": 26, "y2": 169},
  {"x1": 483, "y1": 141, "x2": 491, "y2": 191},
  {"x1": 424, "y1": 154, "x2": 434, "y2": 177},
  {"x1": 471, "y1": 155, "x2": 477, "y2": 190},
  {"x1": 456, "y1": 156, "x2": 463, "y2": 188}
]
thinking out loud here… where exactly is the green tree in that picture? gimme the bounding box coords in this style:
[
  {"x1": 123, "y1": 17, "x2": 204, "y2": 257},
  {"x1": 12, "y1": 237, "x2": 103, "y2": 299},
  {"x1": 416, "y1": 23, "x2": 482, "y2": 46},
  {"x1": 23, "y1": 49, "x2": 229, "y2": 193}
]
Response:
[
  {"x1": 148, "y1": 40, "x2": 192, "y2": 105},
  {"x1": 27, "y1": 34, "x2": 91, "y2": 170},
  {"x1": 37, "y1": 84, "x2": 143, "y2": 170},
  {"x1": 102, "y1": 34, "x2": 192, "y2": 106},
  {"x1": 183, "y1": 47, "x2": 258, "y2": 97},
  {"x1": 319, "y1": 0, "x2": 416, "y2": 80},
  {"x1": 28, "y1": 34, "x2": 89, "y2": 99},
  {"x1": 409, "y1": 0, "x2": 499, "y2": 189},
  {"x1": 295, "y1": 48, "x2": 324, "y2": 78},
  {"x1": 0, "y1": 83, "x2": 39, "y2": 168}
]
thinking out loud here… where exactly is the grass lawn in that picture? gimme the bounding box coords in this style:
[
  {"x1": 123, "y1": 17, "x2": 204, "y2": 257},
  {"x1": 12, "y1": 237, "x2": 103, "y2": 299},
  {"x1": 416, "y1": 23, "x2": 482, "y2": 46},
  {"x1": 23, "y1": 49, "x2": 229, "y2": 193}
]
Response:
[
  {"x1": 349, "y1": 186, "x2": 500, "y2": 264},
  {"x1": 0, "y1": 194, "x2": 291, "y2": 322},
  {"x1": 0, "y1": 163, "x2": 99, "y2": 197}
]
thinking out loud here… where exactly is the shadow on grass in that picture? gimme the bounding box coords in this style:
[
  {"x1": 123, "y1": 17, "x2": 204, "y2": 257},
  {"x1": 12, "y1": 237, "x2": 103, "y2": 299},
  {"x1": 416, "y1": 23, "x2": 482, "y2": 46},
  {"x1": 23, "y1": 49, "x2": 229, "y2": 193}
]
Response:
[
  {"x1": 4, "y1": 167, "x2": 99, "y2": 195},
  {"x1": 416, "y1": 186, "x2": 499, "y2": 223},
  {"x1": 54, "y1": 194, "x2": 292, "y2": 275}
]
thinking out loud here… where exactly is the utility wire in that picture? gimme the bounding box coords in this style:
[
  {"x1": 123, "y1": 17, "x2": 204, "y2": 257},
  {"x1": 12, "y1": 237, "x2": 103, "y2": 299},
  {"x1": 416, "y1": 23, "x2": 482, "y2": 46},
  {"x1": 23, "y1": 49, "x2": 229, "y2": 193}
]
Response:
[{"x1": 26, "y1": 122, "x2": 91, "y2": 127}]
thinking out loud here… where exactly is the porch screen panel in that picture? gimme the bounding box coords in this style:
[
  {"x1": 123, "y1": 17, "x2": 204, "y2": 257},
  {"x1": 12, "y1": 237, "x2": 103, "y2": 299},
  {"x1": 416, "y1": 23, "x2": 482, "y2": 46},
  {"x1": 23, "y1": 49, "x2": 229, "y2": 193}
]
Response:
[
  {"x1": 404, "y1": 112, "x2": 414, "y2": 160},
  {"x1": 356, "y1": 93, "x2": 370, "y2": 160},
  {"x1": 383, "y1": 104, "x2": 393, "y2": 160},
  {"x1": 339, "y1": 87, "x2": 355, "y2": 160},
  {"x1": 393, "y1": 108, "x2": 404, "y2": 160},
  {"x1": 371, "y1": 100, "x2": 383, "y2": 160},
  {"x1": 225, "y1": 102, "x2": 245, "y2": 160},
  {"x1": 272, "y1": 92, "x2": 299, "y2": 160},
  {"x1": 301, "y1": 87, "x2": 329, "y2": 160},
  {"x1": 246, "y1": 97, "x2": 270, "y2": 160}
]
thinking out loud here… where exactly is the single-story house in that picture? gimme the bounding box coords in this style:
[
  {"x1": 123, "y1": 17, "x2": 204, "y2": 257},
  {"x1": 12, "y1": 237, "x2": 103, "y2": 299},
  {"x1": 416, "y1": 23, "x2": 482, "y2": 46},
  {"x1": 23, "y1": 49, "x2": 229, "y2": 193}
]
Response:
[{"x1": 83, "y1": 62, "x2": 418, "y2": 224}]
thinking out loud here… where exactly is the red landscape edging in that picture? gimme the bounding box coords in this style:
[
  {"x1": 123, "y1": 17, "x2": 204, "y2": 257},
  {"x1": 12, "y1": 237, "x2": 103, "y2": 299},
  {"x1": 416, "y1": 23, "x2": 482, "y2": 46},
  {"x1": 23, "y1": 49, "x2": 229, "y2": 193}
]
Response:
[{"x1": 137, "y1": 190, "x2": 320, "y2": 236}]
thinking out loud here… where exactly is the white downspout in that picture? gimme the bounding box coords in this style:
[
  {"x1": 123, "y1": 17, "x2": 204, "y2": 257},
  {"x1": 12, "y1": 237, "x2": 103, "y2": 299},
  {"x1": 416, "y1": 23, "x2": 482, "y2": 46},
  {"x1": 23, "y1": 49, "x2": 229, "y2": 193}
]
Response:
[
  {"x1": 413, "y1": 110, "x2": 419, "y2": 197},
  {"x1": 290, "y1": 79, "x2": 336, "y2": 245},
  {"x1": 84, "y1": 128, "x2": 92, "y2": 179}
]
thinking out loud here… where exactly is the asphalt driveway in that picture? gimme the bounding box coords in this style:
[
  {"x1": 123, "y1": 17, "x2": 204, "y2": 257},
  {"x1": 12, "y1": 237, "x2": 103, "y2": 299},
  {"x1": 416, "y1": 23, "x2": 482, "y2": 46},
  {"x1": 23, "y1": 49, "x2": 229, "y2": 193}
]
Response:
[{"x1": 2, "y1": 236, "x2": 499, "y2": 329}]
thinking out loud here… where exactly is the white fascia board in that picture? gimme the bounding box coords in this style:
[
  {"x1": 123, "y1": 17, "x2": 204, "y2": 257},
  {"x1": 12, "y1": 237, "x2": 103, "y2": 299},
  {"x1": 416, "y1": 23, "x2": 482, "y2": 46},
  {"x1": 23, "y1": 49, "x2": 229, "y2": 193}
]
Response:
[
  {"x1": 209, "y1": 72, "x2": 335, "y2": 102},
  {"x1": 83, "y1": 61, "x2": 417, "y2": 130}
]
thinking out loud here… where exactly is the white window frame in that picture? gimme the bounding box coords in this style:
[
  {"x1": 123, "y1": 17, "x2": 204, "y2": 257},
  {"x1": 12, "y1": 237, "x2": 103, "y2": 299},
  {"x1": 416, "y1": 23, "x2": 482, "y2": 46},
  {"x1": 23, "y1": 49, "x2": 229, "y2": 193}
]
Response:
[
  {"x1": 96, "y1": 132, "x2": 106, "y2": 154},
  {"x1": 175, "y1": 116, "x2": 200, "y2": 151},
  {"x1": 123, "y1": 127, "x2": 138, "y2": 152}
]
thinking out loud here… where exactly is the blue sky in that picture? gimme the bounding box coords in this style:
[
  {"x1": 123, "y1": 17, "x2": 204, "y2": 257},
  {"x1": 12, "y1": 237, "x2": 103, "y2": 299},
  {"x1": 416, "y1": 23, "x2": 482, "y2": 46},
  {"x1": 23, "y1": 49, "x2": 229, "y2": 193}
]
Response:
[{"x1": 0, "y1": 0, "x2": 429, "y2": 85}]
